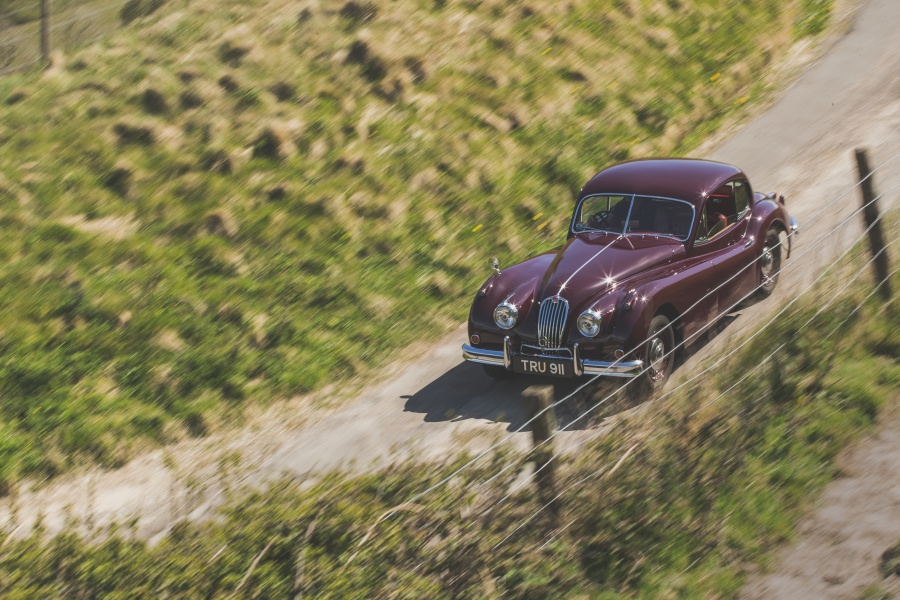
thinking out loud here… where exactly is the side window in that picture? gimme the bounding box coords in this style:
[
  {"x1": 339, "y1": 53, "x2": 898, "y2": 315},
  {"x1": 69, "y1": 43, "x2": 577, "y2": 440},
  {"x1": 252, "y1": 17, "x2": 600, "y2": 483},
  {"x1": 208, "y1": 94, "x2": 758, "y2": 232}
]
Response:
[{"x1": 708, "y1": 184, "x2": 737, "y2": 224}]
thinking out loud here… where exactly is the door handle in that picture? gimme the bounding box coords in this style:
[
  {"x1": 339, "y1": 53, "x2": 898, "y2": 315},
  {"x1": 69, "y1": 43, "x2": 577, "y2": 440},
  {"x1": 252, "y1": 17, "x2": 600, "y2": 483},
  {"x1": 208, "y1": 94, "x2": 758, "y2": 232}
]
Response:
[{"x1": 744, "y1": 239, "x2": 753, "y2": 248}]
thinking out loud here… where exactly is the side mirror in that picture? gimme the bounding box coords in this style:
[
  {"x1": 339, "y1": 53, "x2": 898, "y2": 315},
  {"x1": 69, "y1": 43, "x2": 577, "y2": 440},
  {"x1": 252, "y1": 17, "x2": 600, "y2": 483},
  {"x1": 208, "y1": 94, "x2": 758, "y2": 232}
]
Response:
[{"x1": 489, "y1": 257, "x2": 501, "y2": 275}]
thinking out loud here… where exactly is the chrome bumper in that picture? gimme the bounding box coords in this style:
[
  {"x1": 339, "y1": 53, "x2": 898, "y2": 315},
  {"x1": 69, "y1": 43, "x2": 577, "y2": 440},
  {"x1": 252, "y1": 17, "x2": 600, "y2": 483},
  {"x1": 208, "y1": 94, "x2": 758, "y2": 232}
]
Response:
[
  {"x1": 788, "y1": 215, "x2": 799, "y2": 258},
  {"x1": 462, "y1": 338, "x2": 643, "y2": 378}
]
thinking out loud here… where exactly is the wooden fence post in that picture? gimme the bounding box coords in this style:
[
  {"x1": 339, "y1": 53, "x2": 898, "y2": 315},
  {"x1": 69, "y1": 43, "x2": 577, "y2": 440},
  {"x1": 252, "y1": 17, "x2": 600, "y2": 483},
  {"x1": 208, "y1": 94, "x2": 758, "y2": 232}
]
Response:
[
  {"x1": 40, "y1": 0, "x2": 51, "y2": 66},
  {"x1": 855, "y1": 148, "x2": 892, "y2": 300},
  {"x1": 522, "y1": 385, "x2": 559, "y2": 522}
]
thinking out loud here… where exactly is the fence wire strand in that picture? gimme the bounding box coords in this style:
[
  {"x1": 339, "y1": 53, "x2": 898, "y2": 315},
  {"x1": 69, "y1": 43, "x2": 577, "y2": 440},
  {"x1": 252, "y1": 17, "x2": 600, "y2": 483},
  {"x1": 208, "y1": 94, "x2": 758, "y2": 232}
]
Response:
[
  {"x1": 484, "y1": 193, "x2": 899, "y2": 519},
  {"x1": 398, "y1": 167, "x2": 899, "y2": 510},
  {"x1": 0, "y1": 1, "x2": 40, "y2": 21},
  {"x1": 492, "y1": 248, "x2": 898, "y2": 553},
  {"x1": 350, "y1": 162, "x2": 899, "y2": 557}
]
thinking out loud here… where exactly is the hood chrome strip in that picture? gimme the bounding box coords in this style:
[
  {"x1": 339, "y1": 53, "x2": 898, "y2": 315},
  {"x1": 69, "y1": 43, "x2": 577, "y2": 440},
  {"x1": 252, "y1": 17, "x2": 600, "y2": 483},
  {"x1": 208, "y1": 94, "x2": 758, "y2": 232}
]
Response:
[{"x1": 558, "y1": 234, "x2": 623, "y2": 294}]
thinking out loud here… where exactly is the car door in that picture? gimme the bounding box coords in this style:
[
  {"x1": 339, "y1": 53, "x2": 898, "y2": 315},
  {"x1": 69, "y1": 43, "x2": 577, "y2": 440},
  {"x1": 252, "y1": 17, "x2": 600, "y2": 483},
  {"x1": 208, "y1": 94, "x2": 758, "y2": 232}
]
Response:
[
  {"x1": 708, "y1": 180, "x2": 756, "y2": 313},
  {"x1": 685, "y1": 220, "x2": 730, "y2": 337}
]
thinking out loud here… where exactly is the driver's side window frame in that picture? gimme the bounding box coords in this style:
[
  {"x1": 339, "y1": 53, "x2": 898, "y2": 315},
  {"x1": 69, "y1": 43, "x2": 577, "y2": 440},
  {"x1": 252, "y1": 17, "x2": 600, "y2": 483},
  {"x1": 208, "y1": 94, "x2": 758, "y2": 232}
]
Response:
[{"x1": 694, "y1": 178, "x2": 750, "y2": 245}]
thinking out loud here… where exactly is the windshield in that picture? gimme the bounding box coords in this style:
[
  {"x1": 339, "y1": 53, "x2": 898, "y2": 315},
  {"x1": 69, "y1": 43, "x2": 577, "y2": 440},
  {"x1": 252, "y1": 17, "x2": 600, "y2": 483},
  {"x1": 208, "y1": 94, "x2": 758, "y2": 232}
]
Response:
[{"x1": 573, "y1": 194, "x2": 694, "y2": 241}]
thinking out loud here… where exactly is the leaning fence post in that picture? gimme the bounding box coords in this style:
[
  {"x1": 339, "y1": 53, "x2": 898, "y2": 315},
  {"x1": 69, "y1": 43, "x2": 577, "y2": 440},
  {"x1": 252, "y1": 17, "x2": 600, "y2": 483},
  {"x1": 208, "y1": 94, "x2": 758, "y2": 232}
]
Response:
[
  {"x1": 855, "y1": 148, "x2": 892, "y2": 300},
  {"x1": 40, "y1": 0, "x2": 51, "y2": 66},
  {"x1": 522, "y1": 385, "x2": 559, "y2": 522}
]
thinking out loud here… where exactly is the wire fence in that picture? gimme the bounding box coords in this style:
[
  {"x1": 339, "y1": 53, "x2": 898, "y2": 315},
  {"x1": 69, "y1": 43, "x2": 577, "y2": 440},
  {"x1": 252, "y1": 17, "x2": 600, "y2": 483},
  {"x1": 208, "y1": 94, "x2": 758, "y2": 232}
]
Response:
[
  {"x1": 0, "y1": 0, "x2": 138, "y2": 76},
  {"x1": 377, "y1": 157, "x2": 899, "y2": 516},
  {"x1": 347, "y1": 155, "x2": 899, "y2": 560},
  {"x1": 489, "y1": 234, "x2": 898, "y2": 554},
  {"x1": 0, "y1": 0, "x2": 896, "y2": 582}
]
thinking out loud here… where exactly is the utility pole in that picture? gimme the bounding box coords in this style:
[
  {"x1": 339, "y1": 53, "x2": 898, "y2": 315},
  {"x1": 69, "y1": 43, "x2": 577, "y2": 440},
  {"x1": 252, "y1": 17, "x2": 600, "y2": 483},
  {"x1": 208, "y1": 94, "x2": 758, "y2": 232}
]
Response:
[
  {"x1": 522, "y1": 385, "x2": 559, "y2": 523},
  {"x1": 40, "y1": 0, "x2": 51, "y2": 66},
  {"x1": 854, "y1": 148, "x2": 891, "y2": 300}
]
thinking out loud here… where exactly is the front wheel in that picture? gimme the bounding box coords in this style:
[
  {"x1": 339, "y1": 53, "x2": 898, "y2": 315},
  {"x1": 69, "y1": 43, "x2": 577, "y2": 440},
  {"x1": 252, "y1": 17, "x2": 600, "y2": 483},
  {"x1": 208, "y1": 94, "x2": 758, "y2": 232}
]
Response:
[
  {"x1": 641, "y1": 314, "x2": 675, "y2": 390},
  {"x1": 757, "y1": 226, "x2": 783, "y2": 298}
]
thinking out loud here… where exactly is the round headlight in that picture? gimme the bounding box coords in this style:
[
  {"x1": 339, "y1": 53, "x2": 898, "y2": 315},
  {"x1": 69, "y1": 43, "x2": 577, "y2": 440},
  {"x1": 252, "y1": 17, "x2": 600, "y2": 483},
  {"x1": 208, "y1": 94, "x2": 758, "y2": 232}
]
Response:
[
  {"x1": 493, "y1": 302, "x2": 518, "y2": 330},
  {"x1": 577, "y1": 310, "x2": 603, "y2": 337}
]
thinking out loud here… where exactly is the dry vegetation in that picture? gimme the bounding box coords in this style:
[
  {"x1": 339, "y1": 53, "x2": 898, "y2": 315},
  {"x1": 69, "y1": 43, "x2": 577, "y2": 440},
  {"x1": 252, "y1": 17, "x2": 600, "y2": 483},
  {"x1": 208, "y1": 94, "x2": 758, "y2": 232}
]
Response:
[
  {"x1": 0, "y1": 238, "x2": 893, "y2": 598},
  {"x1": 0, "y1": 0, "x2": 829, "y2": 483}
]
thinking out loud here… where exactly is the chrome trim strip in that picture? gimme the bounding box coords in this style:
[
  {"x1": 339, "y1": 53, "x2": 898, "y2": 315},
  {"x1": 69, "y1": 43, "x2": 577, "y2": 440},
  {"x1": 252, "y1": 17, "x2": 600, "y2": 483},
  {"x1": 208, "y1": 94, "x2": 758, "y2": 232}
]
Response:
[
  {"x1": 462, "y1": 344, "x2": 505, "y2": 366},
  {"x1": 521, "y1": 344, "x2": 572, "y2": 357},
  {"x1": 582, "y1": 358, "x2": 643, "y2": 377},
  {"x1": 786, "y1": 215, "x2": 799, "y2": 258},
  {"x1": 462, "y1": 344, "x2": 643, "y2": 377},
  {"x1": 537, "y1": 296, "x2": 569, "y2": 348},
  {"x1": 559, "y1": 236, "x2": 622, "y2": 291},
  {"x1": 573, "y1": 343, "x2": 584, "y2": 376}
]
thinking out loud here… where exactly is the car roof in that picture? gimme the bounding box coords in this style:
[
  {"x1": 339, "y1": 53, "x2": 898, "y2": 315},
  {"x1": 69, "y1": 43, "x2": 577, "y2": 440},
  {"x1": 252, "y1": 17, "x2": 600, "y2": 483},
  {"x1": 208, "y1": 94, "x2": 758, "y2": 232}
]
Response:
[{"x1": 577, "y1": 158, "x2": 745, "y2": 207}]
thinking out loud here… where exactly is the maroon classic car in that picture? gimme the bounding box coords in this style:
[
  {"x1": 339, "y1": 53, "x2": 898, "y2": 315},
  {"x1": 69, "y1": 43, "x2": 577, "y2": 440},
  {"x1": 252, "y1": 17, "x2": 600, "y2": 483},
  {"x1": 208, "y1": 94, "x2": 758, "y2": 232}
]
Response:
[{"x1": 462, "y1": 158, "x2": 798, "y2": 387}]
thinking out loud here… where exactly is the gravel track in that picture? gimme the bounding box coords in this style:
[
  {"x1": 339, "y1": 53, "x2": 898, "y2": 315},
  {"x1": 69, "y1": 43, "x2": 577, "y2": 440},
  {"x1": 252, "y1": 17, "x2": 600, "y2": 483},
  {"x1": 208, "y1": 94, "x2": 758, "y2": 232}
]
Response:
[{"x1": 1, "y1": 4, "x2": 897, "y2": 590}]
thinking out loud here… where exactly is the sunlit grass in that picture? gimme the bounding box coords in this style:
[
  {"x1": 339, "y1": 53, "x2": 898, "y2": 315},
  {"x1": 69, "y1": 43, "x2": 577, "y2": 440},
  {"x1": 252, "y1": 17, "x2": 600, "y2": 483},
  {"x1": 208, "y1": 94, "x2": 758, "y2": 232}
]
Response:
[
  {"x1": 0, "y1": 0, "x2": 824, "y2": 482},
  {"x1": 0, "y1": 225, "x2": 895, "y2": 598}
]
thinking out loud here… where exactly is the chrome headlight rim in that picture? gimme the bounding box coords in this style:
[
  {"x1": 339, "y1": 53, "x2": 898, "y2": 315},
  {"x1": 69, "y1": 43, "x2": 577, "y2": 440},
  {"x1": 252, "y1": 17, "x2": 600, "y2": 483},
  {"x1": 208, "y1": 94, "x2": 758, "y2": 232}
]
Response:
[
  {"x1": 493, "y1": 301, "x2": 519, "y2": 330},
  {"x1": 577, "y1": 310, "x2": 603, "y2": 337}
]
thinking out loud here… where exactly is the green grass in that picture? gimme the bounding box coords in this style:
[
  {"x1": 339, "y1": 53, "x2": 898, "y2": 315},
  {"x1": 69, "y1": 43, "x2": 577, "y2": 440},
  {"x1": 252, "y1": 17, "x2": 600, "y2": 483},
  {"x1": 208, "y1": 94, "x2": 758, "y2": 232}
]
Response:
[
  {"x1": 795, "y1": 0, "x2": 833, "y2": 37},
  {"x1": 0, "y1": 236, "x2": 896, "y2": 598},
  {"x1": 0, "y1": 0, "x2": 827, "y2": 483}
]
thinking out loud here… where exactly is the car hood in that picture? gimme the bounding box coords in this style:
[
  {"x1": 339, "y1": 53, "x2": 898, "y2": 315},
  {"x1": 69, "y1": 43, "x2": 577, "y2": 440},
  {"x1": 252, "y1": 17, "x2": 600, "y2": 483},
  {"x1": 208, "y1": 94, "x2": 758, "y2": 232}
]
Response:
[
  {"x1": 540, "y1": 233, "x2": 684, "y2": 303},
  {"x1": 478, "y1": 233, "x2": 685, "y2": 320}
]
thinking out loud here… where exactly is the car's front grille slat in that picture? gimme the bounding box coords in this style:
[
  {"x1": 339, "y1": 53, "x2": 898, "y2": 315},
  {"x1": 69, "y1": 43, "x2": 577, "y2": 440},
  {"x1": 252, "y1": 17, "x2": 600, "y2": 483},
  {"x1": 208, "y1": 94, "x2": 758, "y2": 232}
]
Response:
[{"x1": 537, "y1": 296, "x2": 569, "y2": 349}]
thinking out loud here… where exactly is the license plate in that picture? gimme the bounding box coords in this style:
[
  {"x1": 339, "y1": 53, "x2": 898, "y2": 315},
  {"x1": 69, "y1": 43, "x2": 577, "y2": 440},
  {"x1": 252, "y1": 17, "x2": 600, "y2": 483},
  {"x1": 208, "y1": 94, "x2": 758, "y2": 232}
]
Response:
[{"x1": 512, "y1": 356, "x2": 572, "y2": 378}]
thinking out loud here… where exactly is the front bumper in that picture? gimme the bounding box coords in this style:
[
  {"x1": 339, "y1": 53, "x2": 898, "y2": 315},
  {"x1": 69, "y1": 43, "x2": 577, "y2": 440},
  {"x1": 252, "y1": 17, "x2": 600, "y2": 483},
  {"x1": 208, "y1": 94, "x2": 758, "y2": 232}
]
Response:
[{"x1": 462, "y1": 336, "x2": 643, "y2": 378}]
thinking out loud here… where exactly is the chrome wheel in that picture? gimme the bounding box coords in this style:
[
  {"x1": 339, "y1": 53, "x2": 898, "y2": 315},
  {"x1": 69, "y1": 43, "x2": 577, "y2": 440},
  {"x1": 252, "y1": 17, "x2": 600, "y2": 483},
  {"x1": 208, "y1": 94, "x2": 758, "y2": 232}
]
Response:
[
  {"x1": 643, "y1": 314, "x2": 675, "y2": 388},
  {"x1": 758, "y1": 227, "x2": 782, "y2": 296},
  {"x1": 648, "y1": 337, "x2": 666, "y2": 381}
]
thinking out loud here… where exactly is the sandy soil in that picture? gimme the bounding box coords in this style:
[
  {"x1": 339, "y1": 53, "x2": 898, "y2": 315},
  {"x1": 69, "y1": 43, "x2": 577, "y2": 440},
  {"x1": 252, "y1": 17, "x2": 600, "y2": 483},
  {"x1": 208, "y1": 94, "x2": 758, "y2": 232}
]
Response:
[
  {"x1": 0, "y1": 4, "x2": 898, "y2": 593},
  {"x1": 741, "y1": 396, "x2": 900, "y2": 599}
]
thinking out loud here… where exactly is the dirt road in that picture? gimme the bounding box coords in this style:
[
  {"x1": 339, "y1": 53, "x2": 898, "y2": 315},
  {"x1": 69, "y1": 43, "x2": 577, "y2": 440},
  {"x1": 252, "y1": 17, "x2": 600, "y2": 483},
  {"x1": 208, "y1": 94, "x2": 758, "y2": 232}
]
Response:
[{"x1": 1, "y1": 2, "x2": 898, "y2": 588}]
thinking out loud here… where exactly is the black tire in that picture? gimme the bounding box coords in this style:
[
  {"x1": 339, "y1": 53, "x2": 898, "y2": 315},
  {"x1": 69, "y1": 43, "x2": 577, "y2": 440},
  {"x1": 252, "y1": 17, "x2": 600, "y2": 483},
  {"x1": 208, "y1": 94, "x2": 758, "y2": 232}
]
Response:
[
  {"x1": 641, "y1": 314, "x2": 675, "y2": 390},
  {"x1": 482, "y1": 364, "x2": 515, "y2": 380},
  {"x1": 757, "y1": 226, "x2": 783, "y2": 298}
]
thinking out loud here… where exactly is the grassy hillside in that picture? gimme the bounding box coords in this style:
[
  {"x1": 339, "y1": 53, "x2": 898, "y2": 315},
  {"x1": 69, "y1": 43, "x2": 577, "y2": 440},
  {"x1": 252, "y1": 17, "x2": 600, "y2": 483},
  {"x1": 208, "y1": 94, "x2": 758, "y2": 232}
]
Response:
[
  {"x1": 0, "y1": 0, "x2": 827, "y2": 481},
  {"x1": 0, "y1": 217, "x2": 893, "y2": 598}
]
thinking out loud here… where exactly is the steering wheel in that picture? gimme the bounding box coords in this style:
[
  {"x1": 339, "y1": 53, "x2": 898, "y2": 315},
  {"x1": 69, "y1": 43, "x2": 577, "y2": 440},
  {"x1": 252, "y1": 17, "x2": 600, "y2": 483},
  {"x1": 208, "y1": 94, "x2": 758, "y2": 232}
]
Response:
[{"x1": 588, "y1": 211, "x2": 613, "y2": 230}]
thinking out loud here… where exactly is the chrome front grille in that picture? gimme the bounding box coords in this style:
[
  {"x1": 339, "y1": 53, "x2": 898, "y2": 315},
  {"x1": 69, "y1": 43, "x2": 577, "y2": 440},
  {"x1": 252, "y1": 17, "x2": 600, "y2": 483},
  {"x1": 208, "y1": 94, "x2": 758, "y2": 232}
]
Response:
[
  {"x1": 536, "y1": 296, "x2": 569, "y2": 349},
  {"x1": 521, "y1": 344, "x2": 572, "y2": 358}
]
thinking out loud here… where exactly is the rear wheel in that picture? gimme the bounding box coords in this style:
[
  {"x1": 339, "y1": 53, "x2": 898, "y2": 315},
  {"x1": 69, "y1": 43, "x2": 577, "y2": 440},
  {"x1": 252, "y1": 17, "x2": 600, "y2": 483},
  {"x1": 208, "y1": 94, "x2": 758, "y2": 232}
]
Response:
[
  {"x1": 482, "y1": 364, "x2": 514, "y2": 380},
  {"x1": 642, "y1": 314, "x2": 675, "y2": 390},
  {"x1": 757, "y1": 226, "x2": 783, "y2": 297}
]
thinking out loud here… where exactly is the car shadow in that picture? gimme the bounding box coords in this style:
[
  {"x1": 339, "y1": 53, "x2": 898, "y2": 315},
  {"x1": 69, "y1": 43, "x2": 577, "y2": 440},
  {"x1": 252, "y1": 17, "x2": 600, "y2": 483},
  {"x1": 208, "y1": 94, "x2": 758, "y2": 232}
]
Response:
[
  {"x1": 403, "y1": 311, "x2": 745, "y2": 433},
  {"x1": 679, "y1": 312, "x2": 741, "y2": 365},
  {"x1": 402, "y1": 361, "x2": 611, "y2": 432}
]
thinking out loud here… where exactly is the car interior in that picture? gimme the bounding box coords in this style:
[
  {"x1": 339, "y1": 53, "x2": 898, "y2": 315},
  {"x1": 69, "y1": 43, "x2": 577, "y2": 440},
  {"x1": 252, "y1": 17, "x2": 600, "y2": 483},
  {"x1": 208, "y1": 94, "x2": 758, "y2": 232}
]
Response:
[
  {"x1": 695, "y1": 180, "x2": 750, "y2": 242},
  {"x1": 625, "y1": 198, "x2": 693, "y2": 239}
]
